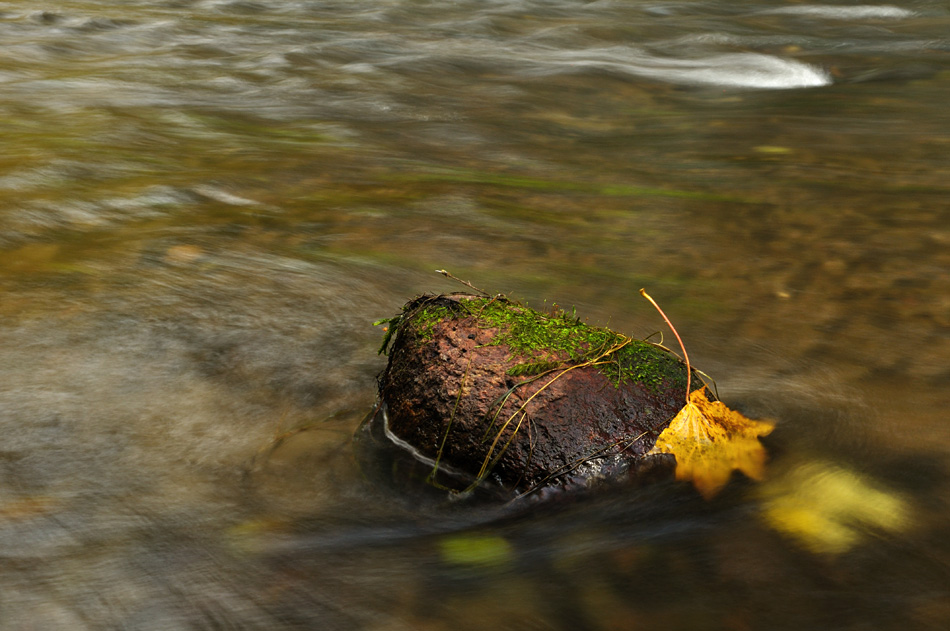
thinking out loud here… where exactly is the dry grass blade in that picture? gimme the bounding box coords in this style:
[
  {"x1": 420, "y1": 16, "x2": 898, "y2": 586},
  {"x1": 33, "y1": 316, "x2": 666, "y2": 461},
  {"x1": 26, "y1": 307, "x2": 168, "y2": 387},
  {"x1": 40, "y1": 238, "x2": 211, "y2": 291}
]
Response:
[{"x1": 464, "y1": 339, "x2": 632, "y2": 493}]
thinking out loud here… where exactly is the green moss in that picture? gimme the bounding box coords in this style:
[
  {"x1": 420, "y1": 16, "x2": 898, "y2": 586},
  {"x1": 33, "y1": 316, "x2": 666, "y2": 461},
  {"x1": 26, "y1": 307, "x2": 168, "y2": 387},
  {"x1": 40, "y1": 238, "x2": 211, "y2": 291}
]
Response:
[
  {"x1": 384, "y1": 294, "x2": 691, "y2": 393},
  {"x1": 406, "y1": 302, "x2": 458, "y2": 342}
]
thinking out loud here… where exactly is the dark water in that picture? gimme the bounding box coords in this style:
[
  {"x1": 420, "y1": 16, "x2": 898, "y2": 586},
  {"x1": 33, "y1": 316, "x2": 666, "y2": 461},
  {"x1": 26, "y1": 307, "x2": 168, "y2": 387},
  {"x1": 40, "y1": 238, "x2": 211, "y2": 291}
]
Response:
[{"x1": 1, "y1": 1, "x2": 948, "y2": 629}]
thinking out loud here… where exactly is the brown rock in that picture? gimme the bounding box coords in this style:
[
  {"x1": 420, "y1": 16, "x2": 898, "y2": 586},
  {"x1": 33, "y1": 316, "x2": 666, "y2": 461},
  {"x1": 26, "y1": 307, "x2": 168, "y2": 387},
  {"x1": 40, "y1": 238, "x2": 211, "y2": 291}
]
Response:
[{"x1": 360, "y1": 293, "x2": 702, "y2": 500}]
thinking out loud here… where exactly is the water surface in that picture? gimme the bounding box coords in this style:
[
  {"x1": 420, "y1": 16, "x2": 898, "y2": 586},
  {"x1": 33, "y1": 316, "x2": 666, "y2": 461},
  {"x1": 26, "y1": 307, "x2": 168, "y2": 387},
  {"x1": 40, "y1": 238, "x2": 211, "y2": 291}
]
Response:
[{"x1": 0, "y1": 1, "x2": 948, "y2": 629}]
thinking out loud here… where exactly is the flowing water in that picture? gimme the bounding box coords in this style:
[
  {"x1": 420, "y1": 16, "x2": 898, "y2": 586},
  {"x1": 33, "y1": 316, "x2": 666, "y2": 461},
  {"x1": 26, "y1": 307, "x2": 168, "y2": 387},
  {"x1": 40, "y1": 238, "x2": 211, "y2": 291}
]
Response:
[{"x1": 1, "y1": 1, "x2": 948, "y2": 629}]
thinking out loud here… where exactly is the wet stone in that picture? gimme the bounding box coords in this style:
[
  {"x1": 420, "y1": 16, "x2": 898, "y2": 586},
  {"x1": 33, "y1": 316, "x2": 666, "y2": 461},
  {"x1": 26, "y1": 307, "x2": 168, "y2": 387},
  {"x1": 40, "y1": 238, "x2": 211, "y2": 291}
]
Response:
[{"x1": 358, "y1": 293, "x2": 704, "y2": 500}]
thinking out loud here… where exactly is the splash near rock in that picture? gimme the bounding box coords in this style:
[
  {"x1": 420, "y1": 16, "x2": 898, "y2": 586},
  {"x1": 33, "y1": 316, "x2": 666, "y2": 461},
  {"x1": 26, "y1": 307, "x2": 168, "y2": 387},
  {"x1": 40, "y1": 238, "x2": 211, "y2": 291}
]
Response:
[{"x1": 359, "y1": 293, "x2": 708, "y2": 499}]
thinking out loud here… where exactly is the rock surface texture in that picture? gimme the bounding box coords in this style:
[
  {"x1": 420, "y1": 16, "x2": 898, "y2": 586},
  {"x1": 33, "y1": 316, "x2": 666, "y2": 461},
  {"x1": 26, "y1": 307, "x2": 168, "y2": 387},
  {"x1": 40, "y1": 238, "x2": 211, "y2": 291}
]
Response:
[{"x1": 367, "y1": 293, "x2": 703, "y2": 498}]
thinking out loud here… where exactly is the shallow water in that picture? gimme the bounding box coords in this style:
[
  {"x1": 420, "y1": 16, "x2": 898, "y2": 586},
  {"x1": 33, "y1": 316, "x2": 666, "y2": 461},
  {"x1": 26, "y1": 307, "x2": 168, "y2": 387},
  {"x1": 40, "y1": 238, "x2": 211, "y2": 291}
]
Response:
[{"x1": 0, "y1": 1, "x2": 948, "y2": 629}]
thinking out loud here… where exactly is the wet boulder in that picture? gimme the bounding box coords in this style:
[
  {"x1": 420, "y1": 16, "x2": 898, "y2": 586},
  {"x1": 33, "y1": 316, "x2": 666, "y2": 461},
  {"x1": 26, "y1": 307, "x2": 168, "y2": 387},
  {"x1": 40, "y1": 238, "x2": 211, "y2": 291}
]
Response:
[{"x1": 360, "y1": 293, "x2": 704, "y2": 500}]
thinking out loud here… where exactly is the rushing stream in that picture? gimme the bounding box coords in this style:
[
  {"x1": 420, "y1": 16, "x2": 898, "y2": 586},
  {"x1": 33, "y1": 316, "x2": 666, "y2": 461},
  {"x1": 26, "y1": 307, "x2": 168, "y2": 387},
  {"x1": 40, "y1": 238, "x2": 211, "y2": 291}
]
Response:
[{"x1": 1, "y1": 1, "x2": 948, "y2": 629}]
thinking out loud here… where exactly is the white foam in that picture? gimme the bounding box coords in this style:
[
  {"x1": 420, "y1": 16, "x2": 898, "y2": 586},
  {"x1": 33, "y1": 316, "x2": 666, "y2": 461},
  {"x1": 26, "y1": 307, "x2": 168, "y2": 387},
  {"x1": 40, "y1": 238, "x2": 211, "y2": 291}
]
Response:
[
  {"x1": 547, "y1": 48, "x2": 832, "y2": 90},
  {"x1": 761, "y1": 5, "x2": 915, "y2": 20}
]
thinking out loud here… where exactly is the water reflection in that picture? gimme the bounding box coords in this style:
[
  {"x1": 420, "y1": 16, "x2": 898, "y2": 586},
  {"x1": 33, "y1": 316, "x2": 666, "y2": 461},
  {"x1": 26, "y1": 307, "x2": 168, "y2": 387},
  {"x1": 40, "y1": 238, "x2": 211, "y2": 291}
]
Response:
[{"x1": 0, "y1": 0, "x2": 947, "y2": 628}]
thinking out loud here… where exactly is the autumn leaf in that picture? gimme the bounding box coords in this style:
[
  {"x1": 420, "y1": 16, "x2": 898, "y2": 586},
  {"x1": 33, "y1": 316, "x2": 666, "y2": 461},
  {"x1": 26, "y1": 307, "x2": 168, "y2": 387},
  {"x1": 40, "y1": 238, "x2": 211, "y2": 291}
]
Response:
[
  {"x1": 638, "y1": 288, "x2": 775, "y2": 498},
  {"x1": 758, "y1": 460, "x2": 910, "y2": 555},
  {"x1": 649, "y1": 388, "x2": 775, "y2": 499}
]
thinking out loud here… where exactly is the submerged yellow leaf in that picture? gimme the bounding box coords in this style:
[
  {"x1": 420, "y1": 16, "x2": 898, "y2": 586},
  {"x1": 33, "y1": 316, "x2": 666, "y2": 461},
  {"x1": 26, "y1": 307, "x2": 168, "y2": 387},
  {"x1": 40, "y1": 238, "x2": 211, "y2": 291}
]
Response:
[
  {"x1": 758, "y1": 461, "x2": 911, "y2": 555},
  {"x1": 649, "y1": 388, "x2": 775, "y2": 499}
]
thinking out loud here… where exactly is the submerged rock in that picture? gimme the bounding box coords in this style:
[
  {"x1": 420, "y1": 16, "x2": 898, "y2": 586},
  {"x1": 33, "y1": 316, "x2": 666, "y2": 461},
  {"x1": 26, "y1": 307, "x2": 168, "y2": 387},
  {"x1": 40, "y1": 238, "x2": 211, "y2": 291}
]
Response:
[{"x1": 359, "y1": 293, "x2": 705, "y2": 500}]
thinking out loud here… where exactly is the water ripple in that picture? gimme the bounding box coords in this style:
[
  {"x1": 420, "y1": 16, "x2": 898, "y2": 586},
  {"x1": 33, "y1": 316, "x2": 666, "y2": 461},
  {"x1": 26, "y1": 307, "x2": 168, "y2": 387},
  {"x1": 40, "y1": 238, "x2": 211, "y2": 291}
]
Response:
[
  {"x1": 539, "y1": 47, "x2": 832, "y2": 89},
  {"x1": 759, "y1": 5, "x2": 916, "y2": 20}
]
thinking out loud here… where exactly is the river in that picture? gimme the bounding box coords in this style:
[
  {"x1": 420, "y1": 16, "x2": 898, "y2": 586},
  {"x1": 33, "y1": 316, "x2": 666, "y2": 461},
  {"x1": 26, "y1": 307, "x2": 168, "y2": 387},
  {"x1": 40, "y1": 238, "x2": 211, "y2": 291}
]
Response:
[{"x1": 0, "y1": 1, "x2": 948, "y2": 629}]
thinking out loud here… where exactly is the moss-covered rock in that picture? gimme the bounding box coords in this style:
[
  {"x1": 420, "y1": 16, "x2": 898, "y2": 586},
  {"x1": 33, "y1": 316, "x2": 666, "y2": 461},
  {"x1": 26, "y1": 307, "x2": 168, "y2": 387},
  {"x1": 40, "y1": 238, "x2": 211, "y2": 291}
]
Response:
[{"x1": 361, "y1": 293, "x2": 703, "y2": 499}]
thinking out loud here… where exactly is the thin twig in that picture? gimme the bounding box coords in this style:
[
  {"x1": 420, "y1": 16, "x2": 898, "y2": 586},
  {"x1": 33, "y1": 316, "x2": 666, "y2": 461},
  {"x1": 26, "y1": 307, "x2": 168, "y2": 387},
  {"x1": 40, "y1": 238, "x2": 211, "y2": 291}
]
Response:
[
  {"x1": 428, "y1": 360, "x2": 471, "y2": 483},
  {"x1": 467, "y1": 338, "x2": 632, "y2": 491},
  {"x1": 435, "y1": 269, "x2": 491, "y2": 296},
  {"x1": 639, "y1": 288, "x2": 692, "y2": 401}
]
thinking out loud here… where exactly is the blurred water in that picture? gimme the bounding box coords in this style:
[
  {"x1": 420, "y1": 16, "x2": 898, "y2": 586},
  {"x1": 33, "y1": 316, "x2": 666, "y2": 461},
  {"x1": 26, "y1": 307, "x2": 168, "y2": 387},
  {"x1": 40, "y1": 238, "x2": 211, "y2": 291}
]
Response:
[{"x1": 0, "y1": 1, "x2": 948, "y2": 629}]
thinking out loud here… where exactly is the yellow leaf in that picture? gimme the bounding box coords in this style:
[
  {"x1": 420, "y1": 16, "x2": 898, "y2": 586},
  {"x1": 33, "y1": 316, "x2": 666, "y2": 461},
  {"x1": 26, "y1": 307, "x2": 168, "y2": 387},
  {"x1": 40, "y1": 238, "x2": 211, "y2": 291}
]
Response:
[
  {"x1": 758, "y1": 461, "x2": 911, "y2": 555},
  {"x1": 649, "y1": 388, "x2": 775, "y2": 499}
]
